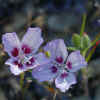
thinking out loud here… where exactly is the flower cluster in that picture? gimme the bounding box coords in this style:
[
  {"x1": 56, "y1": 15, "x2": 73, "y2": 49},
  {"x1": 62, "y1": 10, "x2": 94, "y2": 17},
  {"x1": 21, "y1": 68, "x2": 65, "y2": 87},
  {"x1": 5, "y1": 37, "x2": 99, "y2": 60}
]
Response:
[{"x1": 2, "y1": 27, "x2": 87, "y2": 92}]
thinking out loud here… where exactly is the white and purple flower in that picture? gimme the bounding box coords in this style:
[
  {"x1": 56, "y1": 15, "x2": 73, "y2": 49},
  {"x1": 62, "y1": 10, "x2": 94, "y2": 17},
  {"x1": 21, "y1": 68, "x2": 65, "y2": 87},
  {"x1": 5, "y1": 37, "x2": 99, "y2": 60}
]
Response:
[
  {"x1": 32, "y1": 39, "x2": 87, "y2": 92},
  {"x1": 2, "y1": 27, "x2": 46, "y2": 75}
]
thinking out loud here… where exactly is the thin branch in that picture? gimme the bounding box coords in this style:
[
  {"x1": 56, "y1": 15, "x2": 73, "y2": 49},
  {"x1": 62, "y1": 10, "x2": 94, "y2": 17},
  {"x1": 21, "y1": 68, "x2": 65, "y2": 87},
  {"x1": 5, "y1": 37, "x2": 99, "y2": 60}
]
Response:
[{"x1": 53, "y1": 90, "x2": 57, "y2": 100}]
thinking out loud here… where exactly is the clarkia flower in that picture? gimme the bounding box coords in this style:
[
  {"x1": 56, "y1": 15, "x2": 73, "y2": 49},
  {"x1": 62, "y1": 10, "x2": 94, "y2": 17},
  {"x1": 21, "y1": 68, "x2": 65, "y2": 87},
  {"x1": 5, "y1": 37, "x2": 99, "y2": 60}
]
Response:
[
  {"x1": 32, "y1": 39, "x2": 87, "y2": 92},
  {"x1": 2, "y1": 27, "x2": 46, "y2": 75}
]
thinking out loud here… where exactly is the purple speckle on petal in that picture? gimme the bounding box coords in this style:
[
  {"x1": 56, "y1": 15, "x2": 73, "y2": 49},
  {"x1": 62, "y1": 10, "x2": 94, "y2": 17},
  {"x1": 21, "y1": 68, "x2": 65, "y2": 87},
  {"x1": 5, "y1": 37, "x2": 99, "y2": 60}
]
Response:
[
  {"x1": 11, "y1": 48, "x2": 19, "y2": 57},
  {"x1": 66, "y1": 61, "x2": 72, "y2": 69},
  {"x1": 56, "y1": 56, "x2": 63, "y2": 63},
  {"x1": 61, "y1": 72, "x2": 68, "y2": 78},
  {"x1": 13, "y1": 60, "x2": 19, "y2": 65},
  {"x1": 30, "y1": 57, "x2": 35, "y2": 62},
  {"x1": 51, "y1": 66, "x2": 58, "y2": 73},
  {"x1": 13, "y1": 60, "x2": 23, "y2": 69},
  {"x1": 26, "y1": 57, "x2": 35, "y2": 66},
  {"x1": 18, "y1": 63, "x2": 23, "y2": 69},
  {"x1": 22, "y1": 45, "x2": 31, "y2": 54}
]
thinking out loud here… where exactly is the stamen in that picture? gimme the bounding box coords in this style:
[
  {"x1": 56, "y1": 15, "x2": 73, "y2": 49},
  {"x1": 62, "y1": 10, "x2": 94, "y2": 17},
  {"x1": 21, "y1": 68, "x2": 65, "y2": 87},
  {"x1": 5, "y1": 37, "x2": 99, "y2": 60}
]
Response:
[{"x1": 45, "y1": 51, "x2": 51, "y2": 58}]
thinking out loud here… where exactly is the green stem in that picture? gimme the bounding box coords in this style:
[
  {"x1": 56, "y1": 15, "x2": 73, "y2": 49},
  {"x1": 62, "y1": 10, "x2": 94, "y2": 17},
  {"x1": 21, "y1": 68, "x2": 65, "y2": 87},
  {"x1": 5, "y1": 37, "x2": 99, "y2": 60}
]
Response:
[
  {"x1": 80, "y1": 13, "x2": 87, "y2": 37},
  {"x1": 86, "y1": 47, "x2": 96, "y2": 62},
  {"x1": 20, "y1": 73, "x2": 25, "y2": 94},
  {"x1": 81, "y1": 34, "x2": 100, "y2": 100},
  {"x1": 81, "y1": 53, "x2": 91, "y2": 99}
]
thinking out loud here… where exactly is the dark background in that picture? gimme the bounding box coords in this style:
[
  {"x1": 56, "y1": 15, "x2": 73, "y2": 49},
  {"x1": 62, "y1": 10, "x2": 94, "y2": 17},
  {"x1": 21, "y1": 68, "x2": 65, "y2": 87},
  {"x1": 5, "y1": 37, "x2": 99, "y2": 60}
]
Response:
[{"x1": 0, "y1": 0, "x2": 100, "y2": 100}]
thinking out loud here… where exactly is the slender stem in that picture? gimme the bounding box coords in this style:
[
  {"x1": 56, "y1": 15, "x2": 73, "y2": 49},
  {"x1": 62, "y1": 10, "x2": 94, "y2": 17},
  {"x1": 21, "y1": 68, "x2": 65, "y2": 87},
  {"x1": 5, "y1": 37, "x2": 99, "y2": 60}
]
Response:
[
  {"x1": 80, "y1": 34, "x2": 100, "y2": 100},
  {"x1": 53, "y1": 90, "x2": 57, "y2": 100},
  {"x1": 86, "y1": 47, "x2": 96, "y2": 62},
  {"x1": 81, "y1": 47, "x2": 96, "y2": 98},
  {"x1": 81, "y1": 58, "x2": 91, "y2": 100},
  {"x1": 20, "y1": 73, "x2": 25, "y2": 94},
  {"x1": 80, "y1": 13, "x2": 87, "y2": 37},
  {"x1": 81, "y1": 68, "x2": 89, "y2": 96}
]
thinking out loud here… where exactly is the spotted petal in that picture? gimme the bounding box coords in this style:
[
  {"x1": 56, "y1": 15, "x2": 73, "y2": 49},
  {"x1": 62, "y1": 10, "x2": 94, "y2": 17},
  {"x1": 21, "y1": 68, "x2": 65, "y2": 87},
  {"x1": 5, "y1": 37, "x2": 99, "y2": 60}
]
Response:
[
  {"x1": 32, "y1": 62, "x2": 59, "y2": 82},
  {"x1": 21, "y1": 27, "x2": 43, "y2": 53},
  {"x1": 55, "y1": 73, "x2": 76, "y2": 92},
  {"x1": 5, "y1": 59, "x2": 26, "y2": 75},
  {"x1": 2, "y1": 32, "x2": 20, "y2": 57},
  {"x1": 44, "y1": 39, "x2": 68, "y2": 62},
  {"x1": 66, "y1": 51, "x2": 87, "y2": 72},
  {"x1": 24, "y1": 53, "x2": 49, "y2": 70}
]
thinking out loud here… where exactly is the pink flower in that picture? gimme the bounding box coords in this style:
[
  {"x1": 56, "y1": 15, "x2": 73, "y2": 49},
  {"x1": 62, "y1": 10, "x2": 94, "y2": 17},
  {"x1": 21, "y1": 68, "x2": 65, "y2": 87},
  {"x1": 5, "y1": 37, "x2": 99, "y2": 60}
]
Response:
[
  {"x1": 2, "y1": 27, "x2": 46, "y2": 75},
  {"x1": 32, "y1": 39, "x2": 87, "y2": 92}
]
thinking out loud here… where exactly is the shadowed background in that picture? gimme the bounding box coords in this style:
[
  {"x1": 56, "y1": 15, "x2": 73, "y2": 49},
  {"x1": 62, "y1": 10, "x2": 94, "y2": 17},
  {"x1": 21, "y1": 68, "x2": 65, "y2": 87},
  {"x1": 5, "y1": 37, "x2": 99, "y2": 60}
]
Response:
[{"x1": 0, "y1": 0, "x2": 100, "y2": 100}]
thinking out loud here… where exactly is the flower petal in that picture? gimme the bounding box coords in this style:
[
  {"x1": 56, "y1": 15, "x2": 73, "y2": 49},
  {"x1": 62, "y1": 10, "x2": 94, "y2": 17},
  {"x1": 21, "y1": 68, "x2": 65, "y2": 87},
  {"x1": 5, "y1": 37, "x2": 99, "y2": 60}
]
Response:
[
  {"x1": 5, "y1": 59, "x2": 25, "y2": 75},
  {"x1": 32, "y1": 62, "x2": 58, "y2": 82},
  {"x1": 10, "y1": 65, "x2": 25, "y2": 75},
  {"x1": 23, "y1": 52, "x2": 50, "y2": 70},
  {"x1": 21, "y1": 27, "x2": 43, "y2": 53},
  {"x1": 55, "y1": 73, "x2": 76, "y2": 92},
  {"x1": 35, "y1": 52, "x2": 50, "y2": 65},
  {"x1": 44, "y1": 39, "x2": 68, "y2": 61},
  {"x1": 66, "y1": 51, "x2": 87, "y2": 72},
  {"x1": 2, "y1": 32, "x2": 20, "y2": 57}
]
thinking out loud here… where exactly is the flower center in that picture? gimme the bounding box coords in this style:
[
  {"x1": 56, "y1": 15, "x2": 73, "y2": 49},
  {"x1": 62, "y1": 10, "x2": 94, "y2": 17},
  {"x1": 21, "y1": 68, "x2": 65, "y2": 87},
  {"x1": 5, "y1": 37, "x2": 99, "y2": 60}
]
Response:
[
  {"x1": 11, "y1": 48, "x2": 19, "y2": 57},
  {"x1": 22, "y1": 45, "x2": 31, "y2": 54},
  {"x1": 56, "y1": 56, "x2": 63, "y2": 63},
  {"x1": 51, "y1": 66, "x2": 58, "y2": 73},
  {"x1": 66, "y1": 61, "x2": 72, "y2": 69}
]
